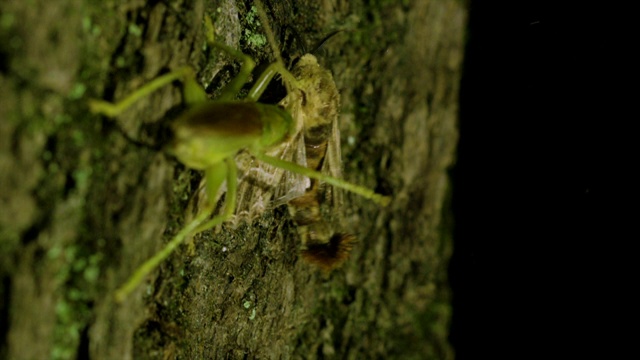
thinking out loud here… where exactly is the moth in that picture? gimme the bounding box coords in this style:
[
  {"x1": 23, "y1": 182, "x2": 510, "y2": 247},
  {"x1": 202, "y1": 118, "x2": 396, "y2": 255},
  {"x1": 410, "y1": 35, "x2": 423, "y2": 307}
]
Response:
[{"x1": 282, "y1": 53, "x2": 357, "y2": 272}]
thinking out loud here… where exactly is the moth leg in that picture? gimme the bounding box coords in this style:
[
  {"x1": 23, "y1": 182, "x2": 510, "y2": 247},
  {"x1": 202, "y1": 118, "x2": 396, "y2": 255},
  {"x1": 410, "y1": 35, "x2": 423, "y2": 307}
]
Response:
[
  {"x1": 88, "y1": 67, "x2": 205, "y2": 117},
  {"x1": 253, "y1": 153, "x2": 391, "y2": 206},
  {"x1": 113, "y1": 158, "x2": 235, "y2": 302}
]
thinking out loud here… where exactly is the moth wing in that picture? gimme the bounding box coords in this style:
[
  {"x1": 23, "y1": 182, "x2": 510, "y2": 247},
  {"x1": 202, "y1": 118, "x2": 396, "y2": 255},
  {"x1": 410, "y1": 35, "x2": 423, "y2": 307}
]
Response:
[
  {"x1": 228, "y1": 130, "x2": 309, "y2": 226},
  {"x1": 268, "y1": 90, "x2": 311, "y2": 207},
  {"x1": 270, "y1": 130, "x2": 310, "y2": 206},
  {"x1": 231, "y1": 150, "x2": 277, "y2": 225},
  {"x1": 318, "y1": 114, "x2": 344, "y2": 219}
]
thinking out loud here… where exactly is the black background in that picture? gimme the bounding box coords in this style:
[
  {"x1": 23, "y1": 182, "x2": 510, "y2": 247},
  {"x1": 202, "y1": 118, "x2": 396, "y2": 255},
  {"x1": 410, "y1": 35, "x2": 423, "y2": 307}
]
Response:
[{"x1": 449, "y1": 1, "x2": 630, "y2": 358}]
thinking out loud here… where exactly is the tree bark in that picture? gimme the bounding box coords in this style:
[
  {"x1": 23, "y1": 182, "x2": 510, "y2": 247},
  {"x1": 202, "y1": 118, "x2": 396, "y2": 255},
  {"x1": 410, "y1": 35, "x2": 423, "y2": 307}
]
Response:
[{"x1": 0, "y1": 0, "x2": 465, "y2": 358}]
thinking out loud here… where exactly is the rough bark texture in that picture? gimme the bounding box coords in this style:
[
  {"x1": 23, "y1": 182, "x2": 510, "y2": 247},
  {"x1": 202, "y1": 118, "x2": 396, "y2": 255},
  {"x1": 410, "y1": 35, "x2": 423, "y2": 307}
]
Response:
[{"x1": 0, "y1": 0, "x2": 465, "y2": 358}]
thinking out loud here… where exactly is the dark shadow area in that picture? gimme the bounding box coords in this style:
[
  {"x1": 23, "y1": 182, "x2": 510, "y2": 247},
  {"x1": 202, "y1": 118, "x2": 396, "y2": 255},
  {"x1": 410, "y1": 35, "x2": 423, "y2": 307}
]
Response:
[{"x1": 450, "y1": 1, "x2": 625, "y2": 358}]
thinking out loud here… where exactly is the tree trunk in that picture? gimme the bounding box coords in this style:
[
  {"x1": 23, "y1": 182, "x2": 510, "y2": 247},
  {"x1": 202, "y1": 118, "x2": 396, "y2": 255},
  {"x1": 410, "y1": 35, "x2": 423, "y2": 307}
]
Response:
[{"x1": 0, "y1": 0, "x2": 465, "y2": 358}]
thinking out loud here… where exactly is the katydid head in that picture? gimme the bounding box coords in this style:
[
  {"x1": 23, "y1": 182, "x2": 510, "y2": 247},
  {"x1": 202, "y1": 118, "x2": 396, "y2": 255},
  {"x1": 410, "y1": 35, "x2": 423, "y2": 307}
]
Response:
[{"x1": 255, "y1": 103, "x2": 296, "y2": 149}]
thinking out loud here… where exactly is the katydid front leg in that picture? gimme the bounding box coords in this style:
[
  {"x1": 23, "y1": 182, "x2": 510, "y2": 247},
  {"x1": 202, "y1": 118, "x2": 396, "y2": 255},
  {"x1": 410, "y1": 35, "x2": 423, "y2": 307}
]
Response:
[{"x1": 88, "y1": 67, "x2": 205, "y2": 117}]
